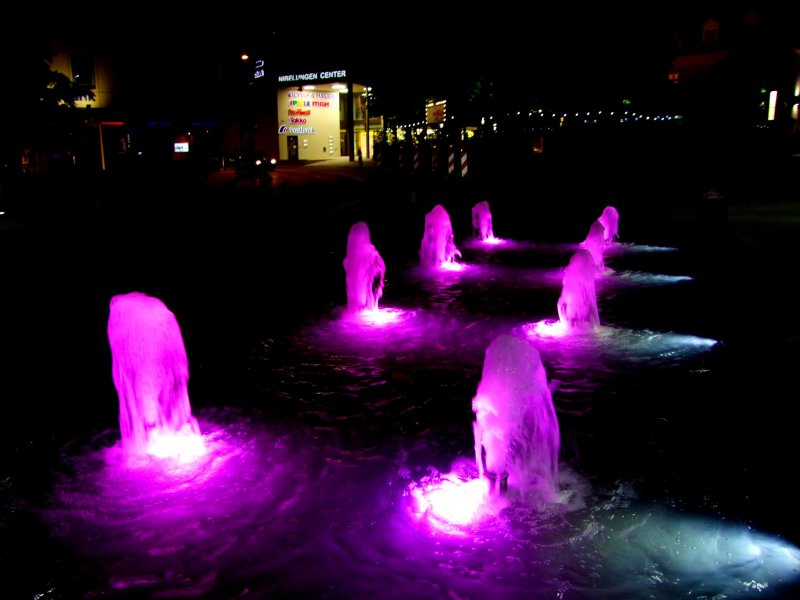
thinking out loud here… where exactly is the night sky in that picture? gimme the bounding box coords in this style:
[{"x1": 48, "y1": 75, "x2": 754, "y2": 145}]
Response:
[{"x1": 10, "y1": 3, "x2": 799, "y2": 119}]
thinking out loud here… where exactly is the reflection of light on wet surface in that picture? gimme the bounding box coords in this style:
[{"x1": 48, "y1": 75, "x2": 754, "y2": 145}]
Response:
[
  {"x1": 584, "y1": 502, "x2": 800, "y2": 598},
  {"x1": 343, "y1": 306, "x2": 409, "y2": 327},
  {"x1": 406, "y1": 471, "x2": 491, "y2": 533},
  {"x1": 140, "y1": 429, "x2": 207, "y2": 462},
  {"x1": 527, "y1": 318, "x2": 570, "y2": 338},
  {"x1": 521, "y1": 322, "x2": 717, "y2": 361},
  {"x1": 21, "y1": 230, "x2": 799, "y2": 599},
  {"x1": 439, "y1": 260, "x2": 469, "y2": 272}
]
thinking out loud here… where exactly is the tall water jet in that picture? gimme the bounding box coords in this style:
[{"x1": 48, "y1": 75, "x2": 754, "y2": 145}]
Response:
[
  {"x1": 107, "y1": 292, "x2": 203, "y2": 460},
  {"x1": 471, "y1": 200, "x2": 494, "y2": 241},
  {"x1": 472, "y1": 334, "x2": 560, "y2": 500},
  {"x1": 419, "y1": 204, "x2": 461, "y2": 267},
  {"x1": 343, "y1": 221, "x2": 386, "y2": 314},
  {"x1": 582, "y1": 220, "x2": 606, "y2": 272},
  {"x1": 598, "y1": 205, "x2": 620, "y2": 244},
  {"x1": 557, "y1": 249, "x2": 601, "y2": 332}
]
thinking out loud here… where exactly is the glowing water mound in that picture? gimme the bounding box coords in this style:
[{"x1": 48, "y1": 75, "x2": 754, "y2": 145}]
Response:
[
  {"x1": 557, "y1": 249, "x2": 600, "y2": 332},
  {"x1": 343, "y1": 221, "x2": 386, "y2": 315},
  {"x1": 108, "y1": 292, "x2": 203, "y2": 461},
  {"x1": 598, "y1": 205, "x2": 620, "y2": 243},
  {"x1": 472, "y1": 334, "x2": 561, "y2": 501},
  {"x1": 419, "y1": 204, "x2": 462, "y2": 268},
  {"x1": 471, "y1": 200, "x2": 495, "y2": 242}
]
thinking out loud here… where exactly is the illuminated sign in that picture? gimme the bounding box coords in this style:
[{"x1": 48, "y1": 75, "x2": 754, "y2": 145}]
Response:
[
  {"x1": 174, "y1": 142, "x2": 189, "y2": 153},
  {"x1": 277, "y1": 69, "x2": 347, "y2": 83},
  {"x1": 426, "y1": 100, "x2": 447, "y2": 124},
  {"x1": 253, "y1": 58, "x2": 266, "y2": 80},
  {"x1": 288, "y1": 91, "x2": 335, "y2": 99},
  {"x1": 278, "y1": 125, "x2": 316, "y2": 135}
]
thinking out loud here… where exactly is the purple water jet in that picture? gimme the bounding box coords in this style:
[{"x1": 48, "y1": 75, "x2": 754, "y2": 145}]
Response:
[
  {"x1": 557, "y1": 249, "x2": 601, "y2": 332},
  {"x1": 598, "y1": 205, "x2": 620, "y2": 244},
  {"x1": 419, "y1": 204, "x2": 461, "y2": 268},
  {"x1": 582, "y1": 220, "x2": 606, "y2": 272},
  {"x1": 471, "y1": 200, "x2": 495, "y2": 241},
  {"x1": 107, "y1": 292, "x2": 203, "y2": 460},
  {"x1": 472, "y1": 334, "x2": 560, "y2": 500},
  {"x1": 343, "y1": 221, "x2": 386, "y2": 315}
]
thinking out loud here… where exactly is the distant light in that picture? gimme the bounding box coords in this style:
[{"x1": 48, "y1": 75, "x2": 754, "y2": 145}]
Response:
[
  {"x1": 241, "y1": 53, "x2": 249, "y2": 61},
  {"x1": 302, "y1": 85, "x2": 315, "y2": 90},
  {"x1": 768, "y1": 90, "x2": 778, "y2": 121}
]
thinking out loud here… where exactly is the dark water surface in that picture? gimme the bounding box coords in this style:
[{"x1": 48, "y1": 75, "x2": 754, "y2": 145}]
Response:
[{"x1": 2, "y1": 168, "x2": 799, "y2": 598}]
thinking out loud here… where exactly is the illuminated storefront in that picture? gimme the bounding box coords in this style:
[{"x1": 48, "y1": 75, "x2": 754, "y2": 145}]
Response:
[{"x1": 272, "y1": 68, "x2": 377, "y2": 161}]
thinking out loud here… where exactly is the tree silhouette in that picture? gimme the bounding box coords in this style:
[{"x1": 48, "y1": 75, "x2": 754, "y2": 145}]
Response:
[{"x1": 0, "y1": 41, "x2": 95, "y2": 173}]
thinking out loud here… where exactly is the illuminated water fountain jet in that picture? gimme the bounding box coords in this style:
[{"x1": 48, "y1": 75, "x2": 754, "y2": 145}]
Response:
[
  {"x1": 107, "y1": 292, "x2": 204, "y2": 462},
  {"x1": 598, "y1": 205, "x2": 620, "y2": 244},
  {"x1": 471, "y1": 200, "x2": 496, "y2": 242},
  {"x1": 419, "y1": 204, "x2": 462, "y2": 269},
  {"x1": 582, "y1": 219, "x2": 607, "y2": 273},
  {"x1": 557, "y1": 249, "x2": 601, "y2": 332},
  {"x1": 409, "y1": 333, "x2": 562, "y2": 530},
  {"x1": 473, "y1": 333, "x2": 560, "y2": 500},
  {"x1": 528, "y1": 248, "x2": 600, "y2": 338},
  {"x1": 343, "y1": 221, "x2": 386, "y2": 315}
]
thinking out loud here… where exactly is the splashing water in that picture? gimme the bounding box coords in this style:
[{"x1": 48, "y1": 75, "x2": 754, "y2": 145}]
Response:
[
  {"x1": 472, "y1": 333, "x2": 561, "y2": 501},
  {"x1": 582, "y1": 219, "x2": 606, "y2": 272},
  {"x1": 598, "y1": 205, "x2": 620, "y2": 243},
  {"x1": 557, "y1": 249, "x2": 601, "y2": 333},
  {"x1": 343, "y1": 221, "x2": 386, "y2": 315},
  {"x1": 419, "y1": 204, "x2": 462, "y2": 268},
  {"x1": 107, "y1": 292, "x2": 203, "y2": 461},
  {"x1": 471, "y1": 200, "x2": 495, "y2": 241}
]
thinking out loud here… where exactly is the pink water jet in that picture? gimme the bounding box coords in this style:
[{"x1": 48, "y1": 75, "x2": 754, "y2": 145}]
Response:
[
  {"x1": 107, "y1": 292, "x2": 203, "y2": 460},
  {"x1": 471, "y1": 200, "x2": 495, "y2": 241},
  {"x1": 472, "y1": 334, "x2": 561, "y2": 500},
  {"x1": 419, "y1": 204, "x2": 461, "y2": 267},
  {"x1": 557, "y1": 249, "x2": 601, "y2": 332},
  {"x1": 598, "y1": 205, "x2": 620, "y2": 244},
  {"x1": 582, "y1": 220, "x2": 606, "y2": 272},
  {"x1": 343, "y1": 221, "x2": 386, "y2": 315}
]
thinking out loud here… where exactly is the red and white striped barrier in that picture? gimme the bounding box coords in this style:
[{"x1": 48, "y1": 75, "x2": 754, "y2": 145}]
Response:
[
  {"x1": 448, "y1": 147, "x2": 456, "y2": 175},
  {"x1": 460, "y1": 150, "x2": 468, "y2": 178}
]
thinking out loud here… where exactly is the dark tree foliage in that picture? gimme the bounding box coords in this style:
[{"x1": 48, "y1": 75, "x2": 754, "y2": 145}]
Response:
[{"x1": 0, "y1": 39, "x2": 94, "y2": 173}]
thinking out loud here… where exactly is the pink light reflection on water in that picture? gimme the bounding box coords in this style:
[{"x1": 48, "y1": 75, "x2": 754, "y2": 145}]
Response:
[
  {"x1": 100, "y1": 417, "x2": 234, "y2": 481},
  {"x1": 439, "y1": 260, "x2": 469, "y2": 272},
  {"x1": 340, "y1": 306, "x2": 411, "y2": 327},
  {"x1": 406, "y1": 471, "x2": 494, "y2": 534}
]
